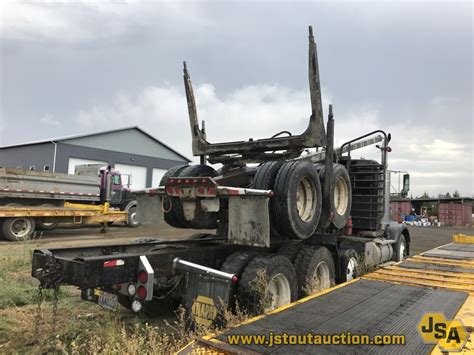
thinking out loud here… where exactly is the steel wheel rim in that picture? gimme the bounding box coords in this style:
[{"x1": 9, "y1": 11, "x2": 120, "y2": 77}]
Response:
[
  {"x1": 10, "y1": 218, "x2": 32, "y2": 239},
  {"x1": 346, "y1": 257, "x2": 358, "y2": 281},
  {"x1": 399, "y1": 240, "x2": 406, "y2": 261},
  {"x1": 296, "y1": 176, "x2": 316, "y2": 222},
  {"x1": 309, "y1": 261, "x2": 330, "y2": 293},
  {"x1": 334, "y1": 176, "x2": 349, "y2": 216},
  {"x1": 265, "y1": 273, "x2": 291, "y2": 312}
]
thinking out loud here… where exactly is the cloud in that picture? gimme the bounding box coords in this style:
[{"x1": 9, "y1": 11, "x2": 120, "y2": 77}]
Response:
[
  {"x1": 75, "y1": 83, "x2": 473, "y2": 197},
  {"x1": 39, "y1": 114, "x2": 60, "y2": 126}
]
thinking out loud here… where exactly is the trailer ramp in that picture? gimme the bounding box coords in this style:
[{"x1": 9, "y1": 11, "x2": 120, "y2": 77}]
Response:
[{"x1": 178, "y1": 235, "x2": 473, "y2": 354}]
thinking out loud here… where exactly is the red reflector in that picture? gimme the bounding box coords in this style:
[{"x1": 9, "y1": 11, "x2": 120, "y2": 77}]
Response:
[
  {"x1": 177, "y1": 179, "x2": 182, "y2": 184},
  {"x1": 103, "y1": 259, "x2": 124, "y2": 268},
  {"x1": 193, "y1": 179, "x2": 198, "y2": 184},
  {"x1": 185, "y1": 179, "x2": 190, "y2": 184},
  {"x1": 138, "y1": 270, "x2": 148, "y2": 283},
  {"x1": 207, "y1": 187, "x2": 215, "y2": 195},
  {"x1": 169, "y1": 179, "x2": 175, "y2": 184},
  {"x1": 197, "y1": 187, "x2": 205, "y2": 195},
  {"x1": 201, "y1": 178, "x2": 207, "y2": 184},
  {"x1": 175, "y1": 187, "x2": 180, "y2": 194},
  {"x1": 137, "y1": 286, "x2": 147, "y2": 299},
  {"x1": 166, "y1": 186, "x2": 174, "y2": 195},
  {"x1": 268, "y1": 191, "x2": 274, "y2": 197},
  {"x1": 231, "y1": 275, "x2": 238, "y2": 284}
]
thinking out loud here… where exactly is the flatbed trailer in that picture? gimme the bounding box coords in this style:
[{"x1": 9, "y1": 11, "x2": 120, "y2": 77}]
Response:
[
  {"x1": 179, "y1": 234, "x2": 473, "y2": 354},
  {"x1": 0, "y1": 202, "x2": 128, "y2": 241}
]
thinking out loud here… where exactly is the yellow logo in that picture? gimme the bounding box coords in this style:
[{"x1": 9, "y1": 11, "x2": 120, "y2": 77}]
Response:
[
  {"x1": 191, "y1": 295, "x2": 218, "y2": 327},
  {"x1": 417, "y1": 313, "x2": 468, "y2": 352}
]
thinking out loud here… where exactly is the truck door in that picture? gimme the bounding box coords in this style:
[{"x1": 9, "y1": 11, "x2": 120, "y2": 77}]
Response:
[{"x1": 110, "y1": 174, "x2": 123, "y2": 205}]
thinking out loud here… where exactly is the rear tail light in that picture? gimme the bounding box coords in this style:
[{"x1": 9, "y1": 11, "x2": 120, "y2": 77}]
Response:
[
  {"x1": 137, "y1": 286, "x2": 147, "y2": 299},
  {"x1": 138, "y1": 270, "x2": 148, "y2": 283}
]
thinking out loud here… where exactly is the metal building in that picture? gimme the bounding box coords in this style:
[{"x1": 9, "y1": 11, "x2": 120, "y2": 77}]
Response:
[{"x1": 0, "y1": 126, "x2": 190, "y2": 190}]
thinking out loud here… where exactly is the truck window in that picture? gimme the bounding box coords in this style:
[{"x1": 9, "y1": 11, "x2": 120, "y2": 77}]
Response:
[{"x1": 112, "y1": 175, "x2": 121, "y2": 185}]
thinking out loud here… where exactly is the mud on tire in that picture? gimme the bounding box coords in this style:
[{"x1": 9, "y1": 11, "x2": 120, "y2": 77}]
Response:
[
  {"x1": 294, "y1": 246, "x2": 335, "y2": 298},
  {"x1": 273, "y1": 161, "x2": 322, "y2": 240},
  {"x1": 237, "y1": 254, "x2": 297, "y2": 315}
]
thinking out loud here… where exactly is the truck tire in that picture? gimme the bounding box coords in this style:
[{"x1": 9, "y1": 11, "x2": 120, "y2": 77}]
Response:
[
  {"x1": 125, "y1": 206, "x2": 140, "y2": 227},
  {"x1": 273, "y1": 161, "x2": 322, "y2": 240},
  {"x1": 276, "y1": 242, "x2": 303, "y2": 263},
  {"x1": 178, "y1": 165, "x2": 219, "y2": 229},
  {"x1": 237, "y1": 254, "x2": 297, "y2": 314},
  {"x1": 294, "y1": 246, "x2": 335, "y2": 298},
  {"x1": 317, "y1": 164, "x2": 351, "y2": 230},
  {"x1": 1, "y1": 217, "x2": 36, "y2": 241},
  {"x1": 221, "y1": 251, "x2": 258, "y2": 276},
  {"x1": 161, "y1": 165, "x2": 189, "y2": 228},
  {"x1": 341, "y1": 249, "x2": 359, "y2": 282},
  {"x1": 252, "y1": 161, "x2": 284, "y2": 239},
  {"x1": 392, "y1": 235, "x2": 407, "y2": 262},
  {"x1": 36, "y1": 204, "x2": 59, "y2": 231}
]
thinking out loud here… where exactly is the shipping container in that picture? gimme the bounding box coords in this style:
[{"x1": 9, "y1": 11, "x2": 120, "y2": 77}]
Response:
[
  {"x1": 438, "y1": 203, "x2": 472, "y2": 226},
  {"x1": 390, "y1": 200, "x2": 412, "y2": 221}
]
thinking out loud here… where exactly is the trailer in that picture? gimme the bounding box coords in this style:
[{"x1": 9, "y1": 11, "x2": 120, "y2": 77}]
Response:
[
  {"x1": 0, "y1": 165, "x2": 139, "y2": 240},
  {"x1": 178, "y1": 234, "x2": 473, "y2": 354},
  {"x1": 0, "y1": 202, "x2": 128, "y2": 241},
  {"x1": 31, "y1": 27, "x2": 411, "y2": 328}
]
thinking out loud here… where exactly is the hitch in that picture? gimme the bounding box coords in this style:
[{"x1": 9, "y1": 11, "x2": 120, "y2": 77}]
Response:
[{"x1": 34, "y1": 252, "x2": 63, "y2": 289}]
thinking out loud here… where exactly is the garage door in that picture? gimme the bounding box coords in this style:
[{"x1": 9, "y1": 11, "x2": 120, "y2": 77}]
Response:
[
  {"x1": 68, "y1": 157, "x2": 107, "y2": 174},
  {"x1": 152, "y1": 168, "x2": 168, "y2": 187},
  {"x1": 114, "y1": 163, "x2": 147, "y2": 190}
]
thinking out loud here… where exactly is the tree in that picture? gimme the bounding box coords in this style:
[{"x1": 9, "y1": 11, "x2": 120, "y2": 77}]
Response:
[
  {"x1": 453, "y1": 190, "x2": 460, "y2": 198},
  {"x1": 445, "y1": 192, "x2": 451, "y2": 198},
  {"x1": 421, "y1": 191, "x2": 430, "y2": 198}
]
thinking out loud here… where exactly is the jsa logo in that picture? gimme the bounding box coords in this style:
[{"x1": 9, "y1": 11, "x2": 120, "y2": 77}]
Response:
[{"x1": 417, "y1": 313, "x2": 468, "y2": 352}]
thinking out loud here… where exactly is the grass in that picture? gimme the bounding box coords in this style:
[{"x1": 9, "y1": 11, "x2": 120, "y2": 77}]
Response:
[{"x1": 0, "y1": 239, "x2": 252, "y2": 354}]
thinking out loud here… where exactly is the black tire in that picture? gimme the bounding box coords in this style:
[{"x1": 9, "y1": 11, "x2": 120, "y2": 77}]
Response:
[
  {"x1": 178, "y1": 165, "x2": 218, "y2": 229},
  {"x1": 221, "y1": 251, "x2": 258, "y2": 276},
  {"x1": 392, "y1": 235, "x2": 408, "y2": 262},
  {"x1": 276, "y1": 242, "x2": 303, "y2": 263},
  {"x1": 125, "y1": 206, "x2": 141, "y2": 227},
  {"x1": 252, "y1": 161, "x2": 285, "y2": 239},
  {"x1": 237, "y1": 255, "x2": 297, "y2": 315},
  {"x1": 340, "y1": 249, "x2": 359, "y2": 282},
  {"x1": 317, "y1": 164, "x2": 351, "y2": 230},
  {"x1": 36, "y1": 204, "x2": 59, "y2": 231},
  {"x1": 273, "y1": 161, "x2": 322, "y2": 240},
  {"x1": 1, "y1": 217, "x2": 36, "y2": 241},
  {"x1": 160, "y1": 165, "x2": 189, "y2": 228},
  {"x1": 294, "y1": 246, "x2": 335, "y2": 298}
]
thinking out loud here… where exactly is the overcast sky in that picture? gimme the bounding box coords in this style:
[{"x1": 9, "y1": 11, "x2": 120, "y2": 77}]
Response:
[{"x1": 0, "y1": 0, "x2": 472, "y2": 197}]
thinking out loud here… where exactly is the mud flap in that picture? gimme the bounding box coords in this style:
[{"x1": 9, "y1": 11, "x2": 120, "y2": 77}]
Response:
[{"x1": 228, "y1": 195, "x2": 270, "y2": 247}]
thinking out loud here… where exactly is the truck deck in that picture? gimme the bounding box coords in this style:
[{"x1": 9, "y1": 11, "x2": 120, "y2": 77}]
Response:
[{"x1": 178, "y1": 234, "x2": 473, "y2": 354}]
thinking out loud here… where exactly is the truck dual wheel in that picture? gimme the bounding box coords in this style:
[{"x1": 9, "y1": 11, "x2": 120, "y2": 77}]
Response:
[
  {"x1": 316, "y1": 164, "x2": 352, "y2": 230},
  {"x1": 252, "y1": 161, "x2": 285, "y2": 239},
  {"x1": 273, "y1": 161, "x2": 322, "y2": 240},
  {"x1": 237, "y1": 254, "x2": 297, "y2": 314},
  {"x1": 177, "y1": 164, "x2": 219, "y2": 229},
  {"x1": 160, "y1": 165, "x2": 189, "y2": 228},
  {"x1": 1, "y1": 217, "x2": 36, "y2": 241},
  {"x1": 294, "y1": 246, "x2": 335, "y2": 298}
]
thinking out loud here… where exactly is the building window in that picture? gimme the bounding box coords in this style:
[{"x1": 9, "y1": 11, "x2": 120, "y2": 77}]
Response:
[
  {"x1": 29, "y1": 165, "x2": 35, "y2": 171},
  {"x1": 44, "y1": 165, "x2": 51, "y2": 171},
  {"x1": 16, "y1": 166, "x2": 22, "y2": 169}
]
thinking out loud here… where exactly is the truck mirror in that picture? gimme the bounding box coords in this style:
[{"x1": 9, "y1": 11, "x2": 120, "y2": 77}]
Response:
[
  {"x1": 402, "y1": 174, "x2": 410, "y2": 193},
  {"x1": 387, "y1": 133, "x2": 391, "y2": 143}
]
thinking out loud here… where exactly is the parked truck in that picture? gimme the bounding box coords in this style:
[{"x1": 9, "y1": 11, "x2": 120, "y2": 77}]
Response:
[
  {"x1": 0, "y1": 165, "x2": 139, "y2": 241},
  {"x1": 31, "y1": 27, "x2": 410, "y2": 325}
]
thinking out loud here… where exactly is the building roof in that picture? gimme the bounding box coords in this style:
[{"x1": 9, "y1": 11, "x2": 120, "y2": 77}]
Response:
[{"x1": 0, "y1": 126, "x2": 191, "y2": 162}]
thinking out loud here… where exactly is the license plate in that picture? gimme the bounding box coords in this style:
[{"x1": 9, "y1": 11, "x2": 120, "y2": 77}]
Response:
[{"x1": 96, "y1": 290, "x2": 118, "y2": 311}]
